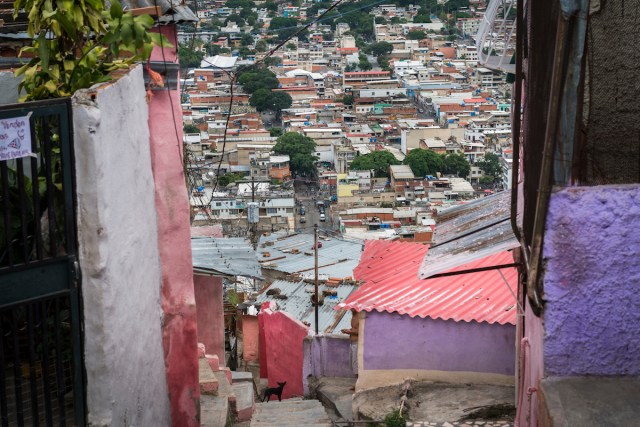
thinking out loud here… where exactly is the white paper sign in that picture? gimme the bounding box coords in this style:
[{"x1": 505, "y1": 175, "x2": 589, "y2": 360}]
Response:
[{"x1": 0, "y1": 116, "x2": 32, "y2": 161}]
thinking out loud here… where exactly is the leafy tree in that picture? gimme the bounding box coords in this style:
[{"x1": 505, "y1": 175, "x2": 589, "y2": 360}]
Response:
[
  {"x1": 476, "y1": 153, "x2": 503, "y2": 183},
  {"x1": 407, "y1": 30, "x2": 427, "y2": 40},
  {"x1": 15, "y1": 0, "x2": 168, "y2": 100},
  {"x1": 390, "y1": 16, "x2": 402, "y2": 24},
  {"x1": 225, "y1": 14, "x2": 245, "y2": 27},
  {"x1": 264, "y1": 1, "x2": 278, "y2": 12},
  {"x1": 269, "y1": 128, "x2": 283, "y2": 137},
  {"x1": 183, "y1": 123, "x2": 200, "y2": 134},
  {"x1": 241, "y1": 33, "x2": 254, "y2": 46},
  {"x1": 358, "y1": 53, "x2": 372, "y2": 71},
  {"x1": 342, "y1": 94, "x2": 354, "y2": 105},
  {"x1": 366, "y1": 41, "x2": 393, "y2": 58},
  {"x1": 378, "y1": 56, "x2": 391, "y2": 71},
  {"x1": 403, "y1": 149, "x2": 444, "y2": 177},
  {"x1": 217, "y1": 172, "x2": 245, "y2": 187},
  {"x1": 344, "y1": 63, "x2": 357, "y2": 72},
  {"x1": 286, "y1": 42, "x2": 297, "y2": 50},
  {"x1": 442, "y1": 153, "x2": 471, "y2": 178},
  {"x1": 414, "y1": 14, "x2": 432, "y2": 23},
  {"x1": 237, "y1": 68, "x2": 279, "y2": 93},
  {"x1": 375, "y1": 16, "x2": 387, "y2": 24},
  {"x1": 249, "y1": 89, "x2": 292, "y2": 119},
  {"x1": 273, "y1": 132, "x2": 317, "y2": 177},
  {"x1": 178, "y1": 45, "x2": 204, "y2": 69},
  {"x1": 255, "y1": 39, "x2": 268, "y2": 52},
  {"x1": 350, "y1": 151, "x2": 401, "y2": 177}
]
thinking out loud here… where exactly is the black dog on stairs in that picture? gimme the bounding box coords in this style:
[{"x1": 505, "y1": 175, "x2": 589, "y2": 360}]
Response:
[{"x1": 262, "y1": 381, "x2": 286, "y2": 402}]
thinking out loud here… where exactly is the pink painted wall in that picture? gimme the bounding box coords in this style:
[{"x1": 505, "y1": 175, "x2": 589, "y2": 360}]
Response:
[
  {"x1": 242, "y1": 315, "x2": 260, "y2": 364},
  {"x1": 194, "y1": 275, "x2": 225, "y2": 361},
  {"x1": 258, "y1": 302, "x2": 270, "y2": 379},
  {"x1": 516, "y1": 299, "x2": 544, "y2": 427},
  {"x1": 149, "y1": 25, "x2": 199, "y2": 426},
  {"x1": 259, "y1": 308, "x2": 309, "y2": 399}
]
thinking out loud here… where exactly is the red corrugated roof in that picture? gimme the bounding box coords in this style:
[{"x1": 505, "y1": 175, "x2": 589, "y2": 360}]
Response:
[{"x1": 339, "y1": 240, "x2": 517, "y2": 325}]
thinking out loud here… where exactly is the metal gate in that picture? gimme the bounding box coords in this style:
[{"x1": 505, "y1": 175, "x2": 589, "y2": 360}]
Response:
[{"x1": 0, "y1": 99, "x2": 85, "y2": 426}]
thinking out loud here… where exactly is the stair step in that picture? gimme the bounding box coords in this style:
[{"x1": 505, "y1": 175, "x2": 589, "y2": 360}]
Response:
[
  {"x1": 199, "y1": 358, "x2": 219, "y2": 395},
  {"x1": 230, "y1": 381, "x2": 256, "y2": 422},
  {"x1": 201, "y1": 394, "x2": 229, "y2": 427},
  {"x1": 214, "y1": 370, "x2": 232, "y2": 397},
  {"x1": 232, "y1": 371, "x2": 254, "y2": 383},
  {"x1": 251, "y1": 399, "x2": 331, "y2": 427}
]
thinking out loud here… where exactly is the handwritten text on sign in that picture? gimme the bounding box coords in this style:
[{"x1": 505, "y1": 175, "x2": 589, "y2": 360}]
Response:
[{"x1": 0, "y1": 116, "x2": 32, "y2": 161}]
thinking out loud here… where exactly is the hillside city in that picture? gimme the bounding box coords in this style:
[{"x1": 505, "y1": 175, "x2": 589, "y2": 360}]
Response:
[{"x1": 180, "y1": 0, "x2": 514, "y2": 240}]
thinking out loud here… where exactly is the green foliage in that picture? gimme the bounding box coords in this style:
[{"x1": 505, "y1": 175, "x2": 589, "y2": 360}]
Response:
[
  {"x1": 477, "y1": 152, "x2": 503, "y2": 183},
  {"x1": 375, "y1": 16, "x2": 387, "y2": 24},
  {"x1": 14, "y1": 0, "x2": 169, "y2": 101},
  {"x1": 237, "y1": 68, "x2": 279, "y2": 94},
  {"x1": 383, "y1": 409, "x2": 406, "y2": 427},
  {"x1": 225, "y1": 14, "x2": 245, "y2": 27},
  {"x1": 344, "y1": 63, "x2": 358, "y2": 72},
  {"x1": 255, "y1": 39, "x2": 268, "y2": 52},
  {"x1": 241, "y1": 33, "x2": 254, "y2": 46},
  {"x1": 178, "y1": 44, "x2": 204, "y2": 69},
  {"x1": 407, "y1": 30, "x2": 427, "y2": 40},
  {"x1": 249, "y1": 89, "x2": 292, "y2": 118},
  {"x1": 403, "y1": 148, "x2": 444, "y2": 177},
  {"x1": 264, "y1": 56, "x2": 282, "y2": 67},
  {"x1": 358, "y1": 54, "x2": 372, "y2": 71},
  {"x1": 366, "y1": 41, "x2": 393, "y2": 58},
  {"x1": 350, "y1": 151, "x2": 401, "y2": 178},
  {"x1": 442, "y1": 152, "x2": 471, "y2": 178},
  {"x1": 414, "y1": 14, "x2": 432, "y2": 23},
  {"x1": 342, "y1": 94, "x2": 354, "y2": 105},
  {"x1": 217, "y1": 172, "x2": 245, "y2": 188},
  {"x1": 269, "y1": 127, "x2": 283, "y2": 137},
  {"x1": 445, "y1": 0, "x2": 470, "y2": 11},
  {"x1": 183, "y1": 123, "x2": 200, "y2": 134},
  {"x1": 286, "y1": 42, "x2": 297, "y2": 50},
  {"x1": 273, "y1": 132, "x2": 317, "y2": 178}
]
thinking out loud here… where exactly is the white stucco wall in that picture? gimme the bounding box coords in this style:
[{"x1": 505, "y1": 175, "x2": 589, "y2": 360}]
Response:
[{"x1": 72, "y1": 65, "x2": 170, "y2": 426}]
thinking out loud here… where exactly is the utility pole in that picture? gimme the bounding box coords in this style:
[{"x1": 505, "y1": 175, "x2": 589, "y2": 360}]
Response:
[{"x1": 314, "y1": 224, "x2": 319, "y2": 335}]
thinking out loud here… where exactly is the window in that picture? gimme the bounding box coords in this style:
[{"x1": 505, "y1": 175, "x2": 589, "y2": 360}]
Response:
[
  {"x1": 267, "y1": 208, "x2": 277, "y2": 214},
  {"x1": 229, "y1": 209, "x2": 239, "y2": 214}
]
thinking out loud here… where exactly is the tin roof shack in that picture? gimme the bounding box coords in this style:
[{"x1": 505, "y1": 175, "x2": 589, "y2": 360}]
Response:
[
  {"x1": 338, "y1": 240, "x2": 518, "y2": 394},
  {"x1": 254, "y1": 279, "x2": 358, "y2": 399}
]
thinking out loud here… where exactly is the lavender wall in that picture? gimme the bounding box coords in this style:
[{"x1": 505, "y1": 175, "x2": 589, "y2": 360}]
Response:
[
  {"x1": 364, "y1": 311, "x2": 515, "y2": 375},
  {"x1": 543, "y1": 185, "x2": 640, "y2": 376},
  {"x1": 304, "y1": 335, "x2": 355, "y2": 377}
]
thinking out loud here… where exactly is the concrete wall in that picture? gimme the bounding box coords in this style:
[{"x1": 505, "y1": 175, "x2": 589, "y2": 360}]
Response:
[
  {"x1": 241, "y1": 314, "x2": 260, "y2": 364},
  {"x1": 149, "y1": 25, "x2": 200, "y2": 425},
  {"x1": 0, "y1": 72, "x2": 21, "y2": 104},
  {"x1": 542, "y1": 185, "x2": 640, "y2": 376},
  {"x1": 358, "y1": 311, "x2": 515, "y2": 389},
  {"x1": 260, "y1": 307, "x2": 309, "y2": 399},
  {"x1": 302, "y1": 335, "x2": 354, "y2": 394},
  {"x1": 73, "y1": 66, "x2": 170, "y2": 426},
  {"x1": 194, "y1": 274, "x2": 225, "y2": 361}
]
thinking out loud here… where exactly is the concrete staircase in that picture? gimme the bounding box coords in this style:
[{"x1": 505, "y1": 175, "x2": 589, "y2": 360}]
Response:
[
  {"x1": 198, "y1": 345, "x2": 257, "y2": 426},
  {"x1": 250, "y1": 399, "x2": 333, "y2": 427}
]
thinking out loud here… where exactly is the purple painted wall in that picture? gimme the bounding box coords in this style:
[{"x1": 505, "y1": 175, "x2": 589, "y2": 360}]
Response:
[
  {"x1": 304, "y1": 335, "x2": 355, "y2": 375},
  {"x1": 542, "y1": 185, "x2": 640, "y2": 376},
  {"x1": 364, "y1": 311, "x2": 515, "y2": 375}
]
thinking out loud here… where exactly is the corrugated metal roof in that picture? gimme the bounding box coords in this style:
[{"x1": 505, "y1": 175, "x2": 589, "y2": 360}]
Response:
[
  {"x1": 419, "y1": 191, "x2": 519, "y2": 279},
  {"x1": 258, "y1": 232, "x2": 364, "y2": 279},
  {"x1": 0, "y1": 2, "x2": 28, "y2": 34},
  {"x1": 255, "y1": 280, "x2": 356, "y2": 334},
  {"x1": 339, "y1": 240, "x2": 518, "y2": 325},
  {"x1": 192, "y1": 237, "x2": 262, "y2": 279},
  {"x1": 119, "y1": 0, "x2": 198, "y2": 23}
]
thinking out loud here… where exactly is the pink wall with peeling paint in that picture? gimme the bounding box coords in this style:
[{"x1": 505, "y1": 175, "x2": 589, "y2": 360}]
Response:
[
  {"x1": 194, "y1": 275, "x2": 225, "y2": 361},
  {"x1": 149, "y1": 25, "x2": 199, "y2": 426},
  {"x1": 259, "y1": 308, "x2": 309, "y2": 399}
]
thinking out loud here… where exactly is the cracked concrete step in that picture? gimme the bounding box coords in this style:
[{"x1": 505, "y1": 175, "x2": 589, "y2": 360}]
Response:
[
  {"x1": 199, "y1": 358, "x2": 219, "y2": 395},
  {"x1": 214, "y1": 370, "x2": 232, "y2": 397},
  {"x1": 251, "y1": 399, "x2": 332, "y2": 427},
  {"x1": 201, "y1": 394, "x2": 230, "y2": 427},
  {"x1": 230, "y1": 381, "x2": 256, "y2": 422}
]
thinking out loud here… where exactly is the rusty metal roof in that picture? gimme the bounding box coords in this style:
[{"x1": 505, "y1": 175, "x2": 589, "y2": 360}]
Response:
[
  {"x1": 119, "y1": 0, "x2": 198, "y2": 23},
  {"x1": 419, "y1": 191, "x2": 519, "y2": 279},
  {"x1": 338, "y1": 240, "x2": 518, "y2": 325},
  {"x1": 256, "y1": 279, "x2": 356, "y2": 334}
]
